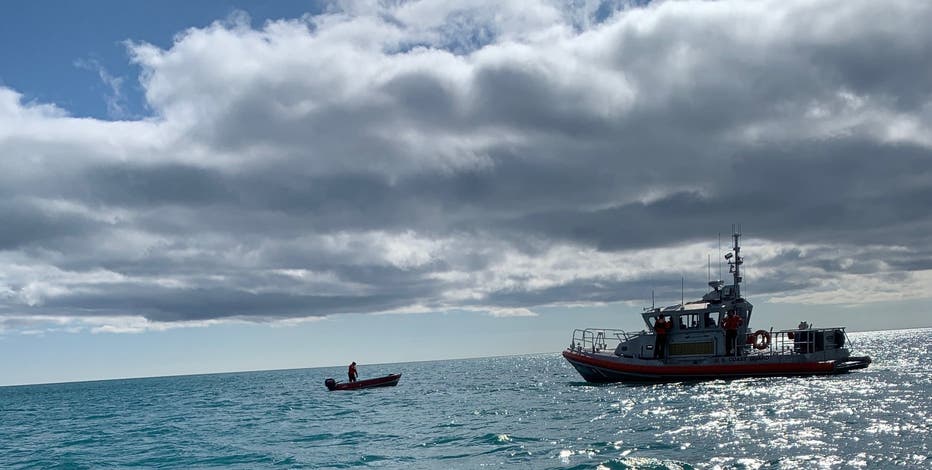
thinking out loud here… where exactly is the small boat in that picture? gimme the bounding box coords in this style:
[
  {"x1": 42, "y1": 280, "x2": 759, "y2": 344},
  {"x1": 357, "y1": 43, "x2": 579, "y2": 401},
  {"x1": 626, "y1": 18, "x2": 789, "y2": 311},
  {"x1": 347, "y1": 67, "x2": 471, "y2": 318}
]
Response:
[
  {"x1": 563, "y1": 230, "x2": 871, "y2": 383},
  {"x1": 324, "y1": 373, "x2": 402, "y2": 391}
]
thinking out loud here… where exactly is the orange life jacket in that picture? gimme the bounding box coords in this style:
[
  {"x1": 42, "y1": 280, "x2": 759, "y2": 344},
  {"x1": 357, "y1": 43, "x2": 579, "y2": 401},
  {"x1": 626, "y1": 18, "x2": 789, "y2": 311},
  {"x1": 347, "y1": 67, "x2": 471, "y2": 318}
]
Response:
[
  {"x1": 654, "y1": 320, "x2": 667, "y2": 335},
  {"x1": 724, "y1": 315, "x2": 742, "y2": 330}
]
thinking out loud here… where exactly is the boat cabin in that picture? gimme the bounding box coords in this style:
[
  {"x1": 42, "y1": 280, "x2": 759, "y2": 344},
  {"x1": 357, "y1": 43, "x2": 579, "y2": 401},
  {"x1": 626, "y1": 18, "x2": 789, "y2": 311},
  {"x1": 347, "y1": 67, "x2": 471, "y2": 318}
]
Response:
[{"x1": 608, "y1": 282, "x2": 753, "y2": 359}]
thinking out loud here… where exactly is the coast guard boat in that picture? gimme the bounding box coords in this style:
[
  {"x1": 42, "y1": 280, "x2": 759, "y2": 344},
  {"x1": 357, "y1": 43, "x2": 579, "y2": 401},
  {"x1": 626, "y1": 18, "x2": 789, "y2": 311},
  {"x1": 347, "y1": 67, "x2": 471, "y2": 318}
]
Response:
[{"x1": 563, "y1": 231, "x2": 871, "y2": 383}]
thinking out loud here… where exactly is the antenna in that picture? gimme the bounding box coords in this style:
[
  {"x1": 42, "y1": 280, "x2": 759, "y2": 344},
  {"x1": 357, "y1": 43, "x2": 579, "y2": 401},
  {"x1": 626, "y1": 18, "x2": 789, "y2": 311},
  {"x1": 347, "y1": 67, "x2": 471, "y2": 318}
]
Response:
[
  {"x1": 730, "y1": 225, "x2": 743, "y2": 299},
  {"x1": 718, "y1": 232, "x2": 722, "y2": 282},
  {"x1": 681, "y1": 276, "x2": 684, "y2": 307},
  {"x1": 708, "y1": 254, "x2": 711, "y2": 283},
  {"x1": 651, "y1": 289, "x2": 655, "y2": 309}
]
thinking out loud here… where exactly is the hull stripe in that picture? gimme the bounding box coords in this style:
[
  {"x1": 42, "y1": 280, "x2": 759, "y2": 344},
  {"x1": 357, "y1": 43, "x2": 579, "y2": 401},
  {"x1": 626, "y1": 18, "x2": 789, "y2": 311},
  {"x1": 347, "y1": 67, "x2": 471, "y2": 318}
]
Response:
[{"x1": 562, "y1": 350, "x2": 836, "y2": 378}]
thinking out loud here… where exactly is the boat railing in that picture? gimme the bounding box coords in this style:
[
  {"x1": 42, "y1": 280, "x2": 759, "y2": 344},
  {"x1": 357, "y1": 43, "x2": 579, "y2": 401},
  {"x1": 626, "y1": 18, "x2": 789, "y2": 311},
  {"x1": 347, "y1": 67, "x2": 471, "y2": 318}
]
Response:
[
  {"x1": 753, "y1": 327, "x2": 850, "y2": 358},
  {"x1": 568, "y1": 328, "x2": 638, "y2": 354}
]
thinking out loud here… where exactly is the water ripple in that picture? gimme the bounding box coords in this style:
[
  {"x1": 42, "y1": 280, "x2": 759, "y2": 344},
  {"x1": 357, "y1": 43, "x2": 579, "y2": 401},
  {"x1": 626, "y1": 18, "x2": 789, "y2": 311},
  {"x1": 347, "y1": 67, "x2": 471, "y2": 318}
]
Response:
[{"x1": 0, "y1": 328, "x2": 929, "y2": 468}]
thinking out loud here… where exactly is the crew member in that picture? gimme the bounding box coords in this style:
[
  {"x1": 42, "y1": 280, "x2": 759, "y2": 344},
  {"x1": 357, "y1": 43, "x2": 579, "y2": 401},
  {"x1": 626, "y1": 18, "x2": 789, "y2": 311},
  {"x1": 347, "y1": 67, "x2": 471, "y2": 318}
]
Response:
[
  {"x1": 723, "y1": 310, "x2": 743, "y2": 355},
  {"x1": 654, "y1": 315, "x2": 669, "y2": 359},
  {"x1": 348, "y1": 361, "x2": 358, "y2": 382}
]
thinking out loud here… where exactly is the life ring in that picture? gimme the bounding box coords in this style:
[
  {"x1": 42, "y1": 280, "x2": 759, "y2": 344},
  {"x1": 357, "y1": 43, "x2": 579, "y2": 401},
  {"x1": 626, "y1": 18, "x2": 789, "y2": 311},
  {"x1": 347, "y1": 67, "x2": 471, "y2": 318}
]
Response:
[{"x1": 751, "y1": 330, "x2": 771, "y2": 350}]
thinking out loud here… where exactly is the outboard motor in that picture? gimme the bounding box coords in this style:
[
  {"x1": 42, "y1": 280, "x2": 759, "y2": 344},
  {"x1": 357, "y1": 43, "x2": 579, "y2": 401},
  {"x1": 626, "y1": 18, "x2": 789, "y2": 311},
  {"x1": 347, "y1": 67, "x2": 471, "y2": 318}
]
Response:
[{"x1": 324, "y1": 378, "x2": 337, "y2": 391}]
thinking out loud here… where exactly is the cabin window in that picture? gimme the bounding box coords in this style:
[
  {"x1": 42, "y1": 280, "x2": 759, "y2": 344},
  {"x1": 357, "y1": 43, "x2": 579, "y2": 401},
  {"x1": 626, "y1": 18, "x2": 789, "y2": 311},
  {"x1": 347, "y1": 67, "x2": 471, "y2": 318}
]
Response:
[{"x1": 679, "y1": 313, "x2": 701, "y2": 329}]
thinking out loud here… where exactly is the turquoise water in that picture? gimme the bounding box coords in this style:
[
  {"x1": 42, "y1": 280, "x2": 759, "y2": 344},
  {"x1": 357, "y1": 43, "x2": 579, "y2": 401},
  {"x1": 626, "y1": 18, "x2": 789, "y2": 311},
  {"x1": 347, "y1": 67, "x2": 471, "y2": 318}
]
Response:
[{"x1": 2, "y1": 329, "x2": 929, "y2": 469}]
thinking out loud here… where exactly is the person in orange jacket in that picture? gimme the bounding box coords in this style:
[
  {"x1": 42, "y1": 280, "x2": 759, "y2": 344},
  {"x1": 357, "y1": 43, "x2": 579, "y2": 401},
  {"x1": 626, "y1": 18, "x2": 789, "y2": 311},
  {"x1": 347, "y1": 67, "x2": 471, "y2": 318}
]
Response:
[
  {"x1": 723, "y1": 311, "x2": 743, "y2": 355},
  {"x1": 654, "y1": 315, "x2": 669, "y2": 359}
]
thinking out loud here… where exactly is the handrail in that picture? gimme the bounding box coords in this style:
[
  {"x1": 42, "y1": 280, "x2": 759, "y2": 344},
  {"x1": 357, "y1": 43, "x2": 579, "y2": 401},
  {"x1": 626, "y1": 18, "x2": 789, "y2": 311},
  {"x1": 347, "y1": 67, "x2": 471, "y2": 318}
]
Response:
[
  {"x1": 570, "y1": 326, "x2": 850, "y2": 358},
  {"x1": 568, "y1": 328, "x2": 641, "y2": 354},
  {"x1": 752, "y1": 327, "x2": 849, "y2": 358}
]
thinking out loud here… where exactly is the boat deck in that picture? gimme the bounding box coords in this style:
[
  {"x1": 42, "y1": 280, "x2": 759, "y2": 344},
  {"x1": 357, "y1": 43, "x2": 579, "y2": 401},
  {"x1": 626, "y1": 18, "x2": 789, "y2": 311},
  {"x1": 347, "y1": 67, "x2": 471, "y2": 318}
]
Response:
[{"x1": 568, "y1": 326, "x2": 855, "y2": 362}]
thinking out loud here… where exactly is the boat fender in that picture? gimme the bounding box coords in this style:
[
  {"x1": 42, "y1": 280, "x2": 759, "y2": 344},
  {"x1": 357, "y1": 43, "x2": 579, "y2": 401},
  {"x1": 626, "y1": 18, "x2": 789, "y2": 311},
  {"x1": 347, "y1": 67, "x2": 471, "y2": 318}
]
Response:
[{"x1": 751, "y1": 330, "x2": 771, "y2": 350}]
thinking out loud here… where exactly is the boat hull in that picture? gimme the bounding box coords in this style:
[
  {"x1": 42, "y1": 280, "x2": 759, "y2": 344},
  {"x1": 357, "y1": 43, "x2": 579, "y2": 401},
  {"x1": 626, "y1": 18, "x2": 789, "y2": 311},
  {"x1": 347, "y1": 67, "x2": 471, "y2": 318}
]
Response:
[
  {"x1": 325, "y1": 373, "x2": 402, "y2": 391},
  {"x1": 563, "y1": 350, "x2": 870, "y2": 383}
]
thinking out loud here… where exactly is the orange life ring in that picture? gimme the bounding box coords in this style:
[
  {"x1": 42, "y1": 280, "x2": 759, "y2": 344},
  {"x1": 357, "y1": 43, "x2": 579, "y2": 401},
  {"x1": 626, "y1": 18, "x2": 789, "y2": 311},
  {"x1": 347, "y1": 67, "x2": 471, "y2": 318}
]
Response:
[{"x1": 751, "y1": 330, "x2": 771, "y2": 350}]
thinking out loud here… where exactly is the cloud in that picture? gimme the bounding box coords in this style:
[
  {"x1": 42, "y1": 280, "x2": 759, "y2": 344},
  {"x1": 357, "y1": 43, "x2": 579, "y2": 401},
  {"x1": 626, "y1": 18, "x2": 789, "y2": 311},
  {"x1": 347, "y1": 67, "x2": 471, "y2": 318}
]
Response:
[
  {"x1": 484, "y1": 307, "x2": 538, "y2": 318},
  {"x1": 74, "y1": 58, "x2": 130, "y2": 119},
  {"x1": 1, "y1": 0, "x2": 932, "y2": 333}
]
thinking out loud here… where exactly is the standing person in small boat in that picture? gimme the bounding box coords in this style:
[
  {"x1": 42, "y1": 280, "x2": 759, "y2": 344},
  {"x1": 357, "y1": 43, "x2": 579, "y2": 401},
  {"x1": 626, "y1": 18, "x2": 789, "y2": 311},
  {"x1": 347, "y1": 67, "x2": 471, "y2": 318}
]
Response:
[
  {"x1": 348, "y1": 362, "x2": 358, "y2": 382},
  {"x1": 654, "y1": 315, "x2": 669, "y2": 359},
  {"x1": 723, "y1": 310, "x2": 743, "y2": 355}
]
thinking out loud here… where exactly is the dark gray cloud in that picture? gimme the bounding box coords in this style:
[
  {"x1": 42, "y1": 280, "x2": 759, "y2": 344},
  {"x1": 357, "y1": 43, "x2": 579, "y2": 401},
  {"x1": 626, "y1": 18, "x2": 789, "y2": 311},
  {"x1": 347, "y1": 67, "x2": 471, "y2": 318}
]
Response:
[
  {"x1": 2, "y1": 0, "x2": 932, "y2": 332},
  {"x1": 40, "y1": 285, "x2": 425, "y2": 322},
  {"x1": 508, "y1": 139, "x2": 932, "y2": 250},
  {"x1": 0, "y1": 200, "x2": 100, "y2": 251},
  {"x1": 84, "y1": 163, "x2": 237, "y2": 207}
]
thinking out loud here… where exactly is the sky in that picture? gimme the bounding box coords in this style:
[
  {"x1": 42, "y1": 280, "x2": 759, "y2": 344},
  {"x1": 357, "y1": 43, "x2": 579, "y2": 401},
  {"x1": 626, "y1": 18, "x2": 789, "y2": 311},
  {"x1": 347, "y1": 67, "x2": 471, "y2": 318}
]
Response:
[{"x1": 1, "y1": 0, "x2": 931, "y2": 386}]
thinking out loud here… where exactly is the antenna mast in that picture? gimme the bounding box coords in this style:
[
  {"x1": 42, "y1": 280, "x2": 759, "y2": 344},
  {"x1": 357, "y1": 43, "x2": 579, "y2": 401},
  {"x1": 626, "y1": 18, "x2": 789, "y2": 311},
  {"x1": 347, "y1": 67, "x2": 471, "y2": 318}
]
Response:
[{"x1": 729, "y1": 224, "x2": 743, "y2": 299}]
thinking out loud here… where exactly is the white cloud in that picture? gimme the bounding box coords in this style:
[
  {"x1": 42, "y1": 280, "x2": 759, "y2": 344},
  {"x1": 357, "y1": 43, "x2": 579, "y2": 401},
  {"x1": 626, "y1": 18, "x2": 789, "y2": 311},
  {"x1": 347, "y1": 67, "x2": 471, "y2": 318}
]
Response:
[
  {"x1": 768, "y1": 270, "x2": 932, "y2": 306},
  {"x1": 74, "y1": 58, "x2": 130, "y2": 119},
  {"x1": 484, "y1": 307, "x2": 538, "y2": 318},
  {"x1": 1, "y1": 0, "x2": 932, "y2": 333}
]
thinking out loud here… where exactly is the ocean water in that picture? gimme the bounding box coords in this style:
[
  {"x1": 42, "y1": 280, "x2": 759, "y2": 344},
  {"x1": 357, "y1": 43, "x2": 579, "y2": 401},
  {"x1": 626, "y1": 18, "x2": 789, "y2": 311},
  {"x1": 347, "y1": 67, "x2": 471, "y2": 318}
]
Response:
[{"x1": 2, "y1": 328, "x2": 929, "y2": 469}]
